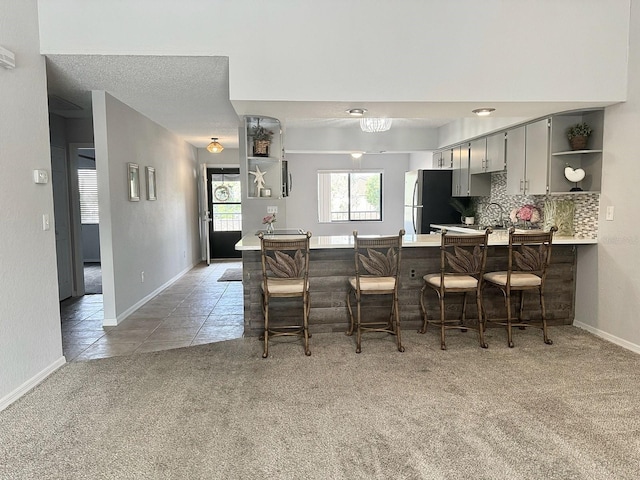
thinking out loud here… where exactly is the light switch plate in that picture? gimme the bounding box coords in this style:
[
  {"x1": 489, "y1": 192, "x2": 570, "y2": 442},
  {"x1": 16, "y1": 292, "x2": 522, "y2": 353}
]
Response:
[
  {"x1": 33, "y1": 169, "x2": 49, "y2": 184},
  {"x1": 606, "y1": 206, "x2": 615, "y2": 221}
]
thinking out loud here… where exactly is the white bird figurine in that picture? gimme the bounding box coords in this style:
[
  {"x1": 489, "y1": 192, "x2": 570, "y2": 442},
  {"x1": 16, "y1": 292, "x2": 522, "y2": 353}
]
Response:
[{"x1": 564, "y1": 165, "x2": 586, "y2": 191}]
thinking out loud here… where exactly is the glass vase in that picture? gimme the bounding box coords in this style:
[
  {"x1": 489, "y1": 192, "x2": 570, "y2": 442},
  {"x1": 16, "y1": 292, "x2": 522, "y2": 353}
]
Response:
[{"x1": 266, "y1": 222, "x2": 274, "y2": 234}]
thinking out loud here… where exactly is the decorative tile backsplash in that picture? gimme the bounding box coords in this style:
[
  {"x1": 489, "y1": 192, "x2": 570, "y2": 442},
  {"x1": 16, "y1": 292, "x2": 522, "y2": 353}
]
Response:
[{"x1": 474, "y1": 172, "x2": 599, "y2": 238}]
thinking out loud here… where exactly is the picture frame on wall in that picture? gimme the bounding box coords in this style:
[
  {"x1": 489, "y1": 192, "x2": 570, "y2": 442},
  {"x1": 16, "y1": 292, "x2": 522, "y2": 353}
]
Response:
[
  {"x1": 146, "y1": 166, "x2": 157, "y2": 201},
  {"x1": 128, "y1": 163, "x2": 140, "y2": 201}
]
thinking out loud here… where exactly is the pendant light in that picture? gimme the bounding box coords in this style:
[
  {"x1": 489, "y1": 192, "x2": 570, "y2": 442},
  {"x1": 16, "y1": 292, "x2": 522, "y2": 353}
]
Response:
[{"x1": 207, "y1": 137, "x2": 224, "y2": 153}]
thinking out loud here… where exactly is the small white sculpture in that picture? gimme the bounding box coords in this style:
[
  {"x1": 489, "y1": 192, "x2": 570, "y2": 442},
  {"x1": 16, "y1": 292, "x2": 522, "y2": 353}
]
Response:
[
  {"x1": 564, "y1": 165, "x2": 586, "y2": 191},
  {"x1": 250, "y1": 166, "x2": 266, "y2": 195}
]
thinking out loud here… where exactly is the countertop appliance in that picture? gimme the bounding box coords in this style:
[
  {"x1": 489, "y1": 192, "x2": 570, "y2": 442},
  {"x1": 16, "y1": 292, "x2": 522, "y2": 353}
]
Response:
[{"x1": 403, "y1": 170, "x2": 461, "y2": 234}]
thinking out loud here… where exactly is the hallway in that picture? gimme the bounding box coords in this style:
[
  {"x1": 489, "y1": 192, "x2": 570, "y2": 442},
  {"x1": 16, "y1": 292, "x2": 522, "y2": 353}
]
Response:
[{"x1": 60, "y1": 260, "x2": 244, "y2": 361}]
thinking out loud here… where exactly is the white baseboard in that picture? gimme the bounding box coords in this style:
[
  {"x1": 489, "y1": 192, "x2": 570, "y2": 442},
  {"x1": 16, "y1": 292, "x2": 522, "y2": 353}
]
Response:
[
  {"x1": 103, "y1": 262, "x2": 198, "y2": 326},
  {"x1": 573, "y1": 321, "x2": 640, "y2": 354},
  {"x1": 0, "y1": 356, "x2": 66, "y2": 412}
]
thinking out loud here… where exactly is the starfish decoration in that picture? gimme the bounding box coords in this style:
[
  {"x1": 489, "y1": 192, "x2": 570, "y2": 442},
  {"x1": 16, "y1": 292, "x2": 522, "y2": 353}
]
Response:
[{"x1": 250, "y1": 166, "x2": 266, "y2": 195}]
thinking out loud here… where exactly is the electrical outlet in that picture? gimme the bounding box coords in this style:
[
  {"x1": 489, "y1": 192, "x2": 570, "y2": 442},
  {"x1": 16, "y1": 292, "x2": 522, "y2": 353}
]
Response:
[
  {"x1": 267, "y1": 206, "x2": 278, "y2": 214},
  {"x1": 141, "y1": 271, "x2": 145, "y2": 283},
  {"x1": 42, "y1": 214, "x2": 50, "y2": 231},
  {"x1": 606, "y1": 206, "x2": 615, "y2": 221},
  {"x1": 410, "y1": 268, "x2": 416, "y2": 278}
]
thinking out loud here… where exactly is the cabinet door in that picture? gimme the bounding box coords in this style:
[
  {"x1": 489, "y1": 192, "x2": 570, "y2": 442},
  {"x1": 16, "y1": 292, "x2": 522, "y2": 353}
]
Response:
[
  {"x1": 432, "y1": 151, "x2": 442, "y2": 169},
  {"x1": 442, "y1": 148, "x2": 453, "y2": 169},
  {"x1": 506, "y1": 126, "x2": 526, "y2": 194},
  {"x1": 525, "y1": 119, "x2": 549, "y2": 195},
  {"x1": 459, "y1": 143, "x2": 470, "y2": 196},
  {"x1": 485, "y1": 132, "x2": 506, "y2": 173},
  {"x1": 451, "y1": 147, "x2": 462, "y2": 197},
  {"x1": 469, "y1": 138, "x2": 487, "y2": 174}
]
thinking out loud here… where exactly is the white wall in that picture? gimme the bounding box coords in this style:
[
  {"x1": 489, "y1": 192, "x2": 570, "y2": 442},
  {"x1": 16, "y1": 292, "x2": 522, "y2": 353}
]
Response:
[
  {"x1": 37, "y1": 1, "x2": 630, "y2": 106},
  {"x1": 285, "y1": 153, "x2": 409, "y2": 237},
  {"x1": 573, "y1": 1, "x2": 640, "y2": 352},
  {"x1": 0, "y1": 0, "x2": 65, "y2": 410},
  {"x1": 92, "y1": 91, "x2": 200, "y2": 324}
]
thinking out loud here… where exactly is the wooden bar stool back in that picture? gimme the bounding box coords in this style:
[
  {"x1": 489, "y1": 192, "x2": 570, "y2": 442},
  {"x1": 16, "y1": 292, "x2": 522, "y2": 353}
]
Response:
[
  {"x1": 258, "y1": 232, "x2": 312, "y2": 358},
  {"x1": 346, "y1": 229, "x2": 405, "y2": 354},
  {"x1": 419, "y1": 228, "x2": 492, "y2": 350},
  {"x1": 483, "y1": 226, "x2": 557, "y2": 347}
]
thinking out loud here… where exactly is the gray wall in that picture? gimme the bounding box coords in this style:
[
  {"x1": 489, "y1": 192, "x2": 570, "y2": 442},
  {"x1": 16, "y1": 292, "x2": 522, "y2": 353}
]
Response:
[
  {"x1": 0, "y1": 0, "x2": 65, "y2": 409},
  {"x1": 284, "y1": 153, "x2": 409, "y2": 237},
  {"x1": 92, "y1": 91, "x2": 201, "y2": 325}
]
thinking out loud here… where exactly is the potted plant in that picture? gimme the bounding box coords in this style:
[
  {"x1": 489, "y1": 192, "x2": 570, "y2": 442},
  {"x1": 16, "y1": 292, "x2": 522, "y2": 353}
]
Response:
[
  {"x1": 566, "y1": 122, "x2": 592, "y2": 151},
  {"x1": 450, "y1": 198, "x2": 476, "y2": 225},
  {"x1": 251, "y1": 124, "x2": 274, "y2": 157}
]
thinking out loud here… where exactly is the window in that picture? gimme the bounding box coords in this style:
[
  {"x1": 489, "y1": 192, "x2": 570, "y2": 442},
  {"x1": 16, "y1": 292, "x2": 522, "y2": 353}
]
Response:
[
  {"x1": 210, "y1": 171, "x2": 242, "y2": 232},
  {"x1": 78, "y1": 169, "x2": 99, "y2": 224},
  {"x1": 318, "y1": 171, "x2": 382, "y2": 222}
]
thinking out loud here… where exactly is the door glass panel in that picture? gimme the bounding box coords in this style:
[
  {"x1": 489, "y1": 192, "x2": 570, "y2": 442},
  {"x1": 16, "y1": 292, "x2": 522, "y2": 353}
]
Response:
[{"x1": 210, "y1": 172, "x2": 241, "y2": 232}]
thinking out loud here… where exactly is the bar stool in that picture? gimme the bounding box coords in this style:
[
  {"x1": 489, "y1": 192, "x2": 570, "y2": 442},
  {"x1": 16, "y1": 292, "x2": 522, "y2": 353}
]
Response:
[
  {"x1": 258, "y1": 231, "x2": 312, "y2": 358},
  {"x1": 346, "y1": 229, "x2": 405, "y2": 354},
  {"x1": 483, "y1": 226, "x2": 557, "y2": 347},
  {"x1": 419, "y1": 228, "x2": 492, "y2": 350}
]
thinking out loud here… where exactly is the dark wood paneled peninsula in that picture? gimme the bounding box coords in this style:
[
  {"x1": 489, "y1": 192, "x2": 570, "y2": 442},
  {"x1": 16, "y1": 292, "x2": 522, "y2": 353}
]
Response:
[{"x1": 235, "y1": 232, "x2": 596, "y2": 337}]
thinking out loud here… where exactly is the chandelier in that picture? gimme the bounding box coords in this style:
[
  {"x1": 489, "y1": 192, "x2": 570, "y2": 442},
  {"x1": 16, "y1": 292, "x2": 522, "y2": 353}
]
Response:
[{"x1": 360, "y1": 118, "x2": 392, "y2": 133}]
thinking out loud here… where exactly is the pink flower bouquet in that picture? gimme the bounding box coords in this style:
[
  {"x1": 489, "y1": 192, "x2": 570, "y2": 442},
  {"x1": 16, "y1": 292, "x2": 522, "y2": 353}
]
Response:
[
  {"x1": 262, "y1": 213, "x2": 276, "y2": 224},
  {"x1": 509, "y1": 204, "x2": 541, "y2": 224}
]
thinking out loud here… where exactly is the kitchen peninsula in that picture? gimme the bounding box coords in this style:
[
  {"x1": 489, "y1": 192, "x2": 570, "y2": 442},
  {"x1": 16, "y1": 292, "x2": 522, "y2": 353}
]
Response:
[{"x1": 235, "y1": 232, "x2": 596, "y2": 337}]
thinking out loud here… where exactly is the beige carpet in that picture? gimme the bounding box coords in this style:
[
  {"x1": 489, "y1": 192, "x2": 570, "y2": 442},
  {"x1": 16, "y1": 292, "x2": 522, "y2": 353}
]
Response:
[{"x1": 1, "y1": 326, "x2": 639, "y2": 479}]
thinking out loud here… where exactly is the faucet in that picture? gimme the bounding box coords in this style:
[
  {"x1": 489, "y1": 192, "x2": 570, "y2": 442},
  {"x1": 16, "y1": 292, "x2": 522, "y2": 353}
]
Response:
[{"x1": 487, "y1": 202, "x2": 508, "y2": 228}]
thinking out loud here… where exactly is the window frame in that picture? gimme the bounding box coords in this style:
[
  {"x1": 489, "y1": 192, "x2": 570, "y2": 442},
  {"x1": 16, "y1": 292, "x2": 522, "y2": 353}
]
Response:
[{"x1": 317, "y1": 169, "x2": 383, "y2": 223}]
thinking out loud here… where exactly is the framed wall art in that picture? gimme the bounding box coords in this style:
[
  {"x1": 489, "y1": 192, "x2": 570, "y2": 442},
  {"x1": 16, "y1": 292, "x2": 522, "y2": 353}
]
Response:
[
  {"x1": 146, "y1": 166, "x2": 157, "y2": 200},
  {"x1": 128, "y1": 163, "x2": 140, "y2": 201}
]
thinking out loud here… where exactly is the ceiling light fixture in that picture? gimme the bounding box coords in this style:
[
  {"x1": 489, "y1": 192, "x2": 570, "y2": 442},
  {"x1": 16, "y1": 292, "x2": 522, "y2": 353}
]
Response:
[
  {"x1": 206, "y1": 137, "x2": 224, "y2": 153},
  {"x1": 350, "y1": 152, "x2": 363, "y2": 159},
  {"x1": 472, "y1": 108, "x2": 496, "y2": 117},
  {"x1": 347, "y1": 108, "x2": 367, "y2": 116},
  {"x1": 360, "y1": 118, "x2": 392, "y2": 133}
]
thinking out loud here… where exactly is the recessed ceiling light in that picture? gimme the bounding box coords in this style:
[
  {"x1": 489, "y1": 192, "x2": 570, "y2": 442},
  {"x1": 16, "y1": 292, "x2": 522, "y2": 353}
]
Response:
[
  {"x1": 347, "y1": 108, "x2": 367, "y2": 116},
  {"x1": 472, "y1": 108, "x2": 496, "y2": 117}
]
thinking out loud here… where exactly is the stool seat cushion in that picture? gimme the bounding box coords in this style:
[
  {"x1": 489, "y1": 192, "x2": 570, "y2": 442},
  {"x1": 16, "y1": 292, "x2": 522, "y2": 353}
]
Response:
[
  {"x1": 262, "y1": 278, "x2": 306, "y2": 294},
  {"x1": 423, "y1": 273, "x2": 478, "y2": 289},
  {"x1": 349, "y1": 276, "x2": 396, "y2": 292},
  {"x1": 484, "y1": 271, "x2": 541, "y2": 287}
]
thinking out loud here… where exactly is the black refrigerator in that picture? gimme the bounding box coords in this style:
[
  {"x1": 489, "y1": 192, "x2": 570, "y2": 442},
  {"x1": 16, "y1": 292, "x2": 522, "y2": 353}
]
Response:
[{"x1": 403, "y1": 170, "x2": 461, "y2": 234}]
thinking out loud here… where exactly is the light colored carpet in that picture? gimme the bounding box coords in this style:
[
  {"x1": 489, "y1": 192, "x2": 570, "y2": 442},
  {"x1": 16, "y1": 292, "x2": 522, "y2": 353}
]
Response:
[
  {"x1": 217, "y1": 268, "x2": 243, "y2": 282},
  {"x1": 1, "y1": 326, "x2": 639, "y2": 479}
]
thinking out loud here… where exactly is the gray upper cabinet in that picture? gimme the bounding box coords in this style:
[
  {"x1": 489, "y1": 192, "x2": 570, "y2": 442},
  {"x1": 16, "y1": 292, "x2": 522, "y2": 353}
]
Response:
[
  {"x1": 469, "y1": 138, "x2": 486, "y2": 175},
  {"x1": 485, "y1": 132, "x2": 506, "y2": 173},
  {"x1": 452, "y1": 145, "x2": 469, "y2": 197},
  {"x1": 470, "y1": 133, "x2": 505, "y2": 174},
  {"x1": 452, "y1": 143, "x2": 490, "y2": 197},
  {"x1": 506, "y1": 119, "x2": 550, "y2": 195}
]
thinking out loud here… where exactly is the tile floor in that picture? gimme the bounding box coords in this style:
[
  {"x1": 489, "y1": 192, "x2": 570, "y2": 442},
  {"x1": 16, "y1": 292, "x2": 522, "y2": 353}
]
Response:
[{"x1": 60, "y1": 260, "x2": 244, "y2": 361}]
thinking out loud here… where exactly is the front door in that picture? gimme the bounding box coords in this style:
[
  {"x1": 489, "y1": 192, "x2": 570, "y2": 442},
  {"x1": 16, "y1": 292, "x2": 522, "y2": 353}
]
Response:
[{"x1": 207, "y1": 168, "x2": 242, "y2": 259}]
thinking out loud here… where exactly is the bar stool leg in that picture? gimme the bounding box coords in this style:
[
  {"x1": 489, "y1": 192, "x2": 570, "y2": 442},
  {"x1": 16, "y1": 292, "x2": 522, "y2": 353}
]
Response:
[
  {"x1": 262, "y1": 295, "x2": 270, "y2": 358},
  {"x1": 393, "y1": 293, "x2": 405, "y2": 352},
  {"x1": 355, "y1": 293, "x2": 362, "y2": 354},
  {"x1": 476, "y1": 290, "x2": 488, "y2": 348},
  {"x1": 505, "y1": 291, "x2": 514, "y2": 348},
  {"x1": 345, "y1": 290, "x2": 355, "y2": 336},
  {"x1": 540, "y1": 287, "x2": 553, "y2": 345},
  {"x1": 418, "y1": 286, "x2": 428, "y2": 334},
  {"x1": 439, "y1": 294, "x2": 447, "y2": 350}
]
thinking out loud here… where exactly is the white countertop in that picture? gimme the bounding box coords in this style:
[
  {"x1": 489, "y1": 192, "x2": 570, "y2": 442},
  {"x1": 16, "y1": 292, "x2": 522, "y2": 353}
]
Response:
[{"x1": 235, "y1": 230, "x2": 597, "y2": 251}]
